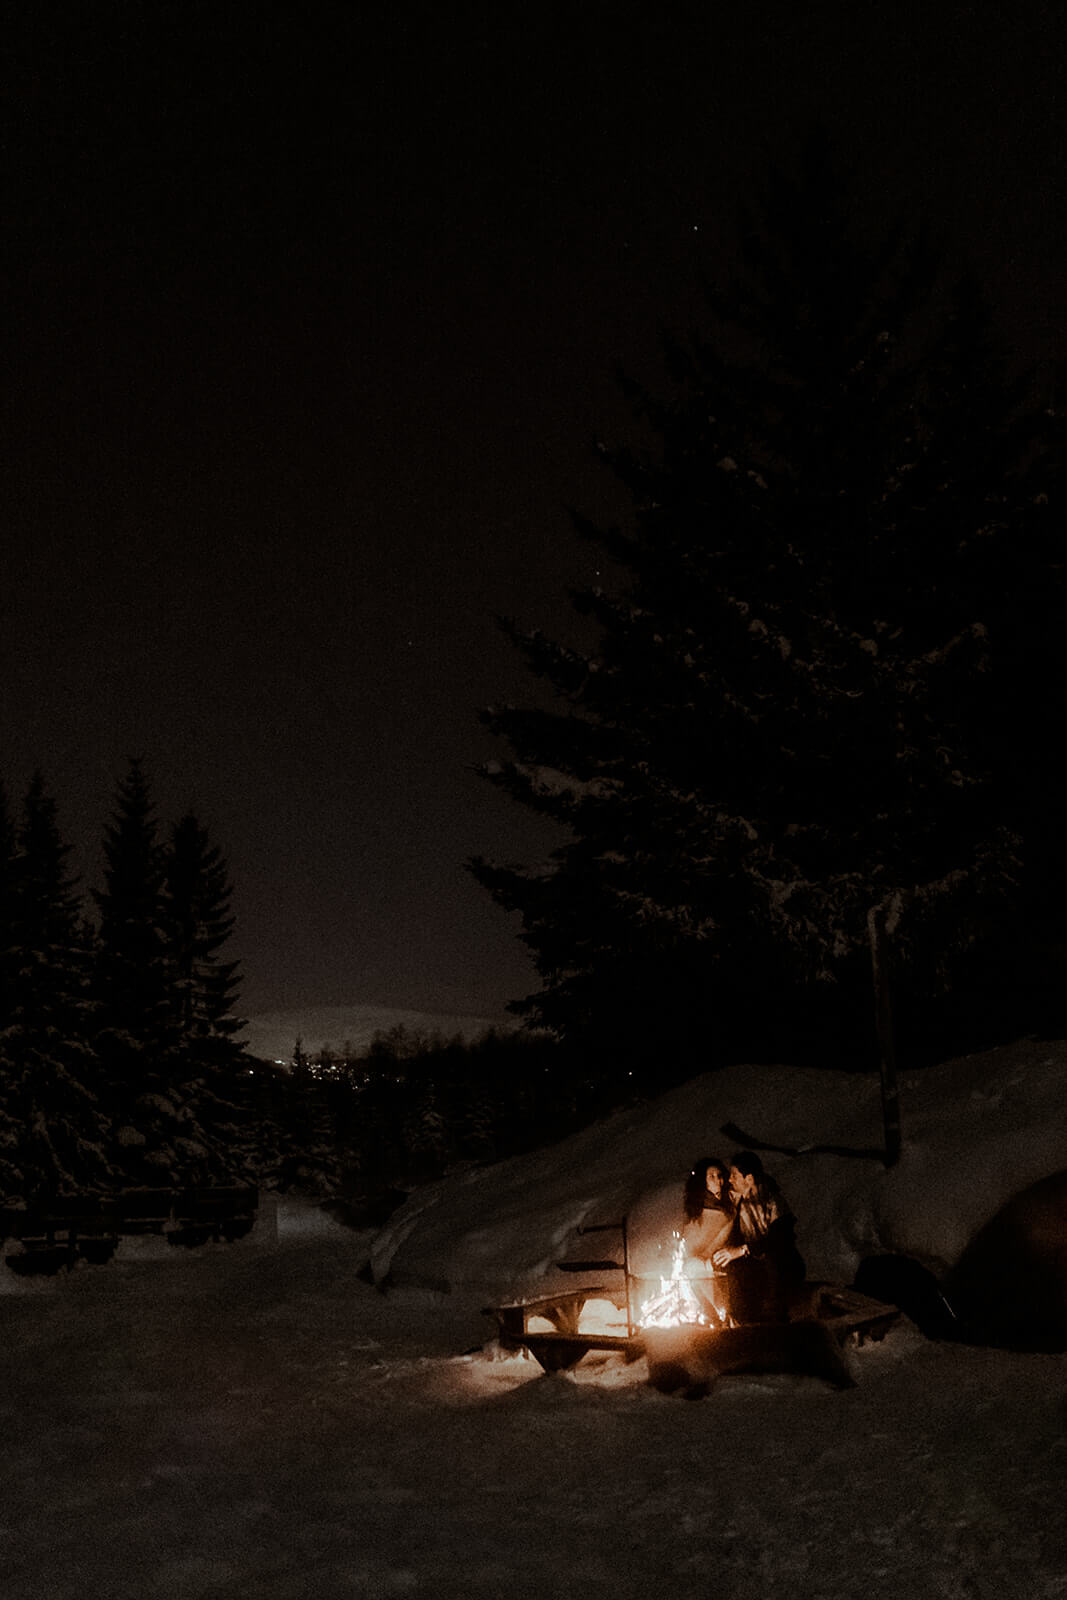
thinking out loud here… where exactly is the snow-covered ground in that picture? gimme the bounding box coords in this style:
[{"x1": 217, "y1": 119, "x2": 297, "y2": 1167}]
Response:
[{"x1": 3, "y1": 1041, "x2": 1066, "y2": 1599}]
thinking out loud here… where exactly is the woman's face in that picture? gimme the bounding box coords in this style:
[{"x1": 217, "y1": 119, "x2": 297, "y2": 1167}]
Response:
[{"x1": 704, "y1": 1165, "x2": 723, "y2": 1199}]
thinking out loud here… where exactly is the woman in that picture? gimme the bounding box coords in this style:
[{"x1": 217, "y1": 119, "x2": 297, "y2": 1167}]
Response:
[
  {"x1": 712, "y1": 1151, "x2": 806, "y2": 1323},
  {"x1": 680, "y1": 1156, "x2": 735, "y2": 1322}
]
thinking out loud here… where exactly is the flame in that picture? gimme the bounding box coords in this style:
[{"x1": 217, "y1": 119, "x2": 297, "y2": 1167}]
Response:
[{"x1": 637, "y1": 1232, "x2": 726, "y2": 1330}]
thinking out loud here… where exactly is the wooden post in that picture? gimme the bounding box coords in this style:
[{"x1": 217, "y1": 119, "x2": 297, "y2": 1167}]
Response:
[
  {"x1": 621, "y1": 1214, "x2": 633, "y2": 1337},
  {"x1": 868, "y1": 903, "x2": 902, "y2": 1168}
]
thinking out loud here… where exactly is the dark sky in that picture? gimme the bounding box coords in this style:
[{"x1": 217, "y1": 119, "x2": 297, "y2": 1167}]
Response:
[{"x1": 2, "y1": 2, "x2": 1064, "y2": 1021}]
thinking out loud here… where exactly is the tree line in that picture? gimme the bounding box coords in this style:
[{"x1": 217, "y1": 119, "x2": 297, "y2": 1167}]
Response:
[
  {"x1": 0, "y1": 761, "x2": 588, "y2": 1214},
  {"x1": 261, "y1": 1025, "x2": 588, "y2": 1213},
  {"x1": 0, "y1": 760, "x2": 251, "y2": 1203}
]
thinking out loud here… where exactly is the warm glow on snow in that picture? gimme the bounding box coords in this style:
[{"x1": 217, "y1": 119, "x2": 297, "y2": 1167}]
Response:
[{"x1": 576, "y1": 1297, "x2": 629, "y2": 1335}]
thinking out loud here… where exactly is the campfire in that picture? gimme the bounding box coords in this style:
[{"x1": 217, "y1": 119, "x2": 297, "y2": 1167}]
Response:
[{"x1": 636, "y1": 1232, "x2": 726, "y2": 1330}]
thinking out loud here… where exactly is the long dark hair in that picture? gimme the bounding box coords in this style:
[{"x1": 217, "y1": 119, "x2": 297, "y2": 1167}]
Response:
[{"x1": 683, "y1": 1156, "x2": 731, "y2": 1223}]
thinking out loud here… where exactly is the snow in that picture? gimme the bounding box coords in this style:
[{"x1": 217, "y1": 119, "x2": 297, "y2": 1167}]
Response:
[
  {"x1": 372, "y1": 1037, "x2": 1067, "y2": 1297},
  {"x1": 3, "y1": 1041, "x2": 1066, "y2": 1599}
]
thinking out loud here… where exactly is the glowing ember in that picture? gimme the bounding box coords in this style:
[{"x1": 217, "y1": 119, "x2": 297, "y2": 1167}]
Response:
[{"x1": 637, "y1": 1232, "x2": 725, "y2": 1329}]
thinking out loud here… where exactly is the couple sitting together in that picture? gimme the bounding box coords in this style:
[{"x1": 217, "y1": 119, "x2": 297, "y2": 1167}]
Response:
[{"x1": 682, "y1": 1151, "x2": 806, "y2": 1326}]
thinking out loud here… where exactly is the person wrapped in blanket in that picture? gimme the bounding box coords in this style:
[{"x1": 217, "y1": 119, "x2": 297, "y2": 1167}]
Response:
[
  {"x1": 680, "y1": 1156, "x2": 734, "y2": 1324},
  {"x1": 712, "y1": 1151, "x2": 807, "y2": 1323}
]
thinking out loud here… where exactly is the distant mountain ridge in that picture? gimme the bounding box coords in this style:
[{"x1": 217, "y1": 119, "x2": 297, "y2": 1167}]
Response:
[{"x1": 242, "y1": 1004, "x2": 512, "y2": 1065}]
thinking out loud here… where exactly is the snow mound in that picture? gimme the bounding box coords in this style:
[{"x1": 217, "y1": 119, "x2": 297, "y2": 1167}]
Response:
[{"x1": 372, "y1": 1038, "x2": 1067, "y2": 1303}]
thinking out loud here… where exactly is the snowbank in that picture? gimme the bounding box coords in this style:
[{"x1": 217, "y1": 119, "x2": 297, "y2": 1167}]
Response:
[{"x1": 372, "y1": 1038, "x2": 1067, "y2": 1301}]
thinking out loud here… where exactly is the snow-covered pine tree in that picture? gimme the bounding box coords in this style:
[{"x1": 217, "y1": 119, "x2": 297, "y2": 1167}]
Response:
[
  {"x1": 0, "y1": 779, "x2": 18, "y2": 1191},
  {"x1": 93, "y1": 759, "x2": 169, "y2": 1050},
  {"x1": 160, "y1": 814, "x2": 245, "y2": 1058},
  {"x1": 0, "y1": 778, "x2": 16, "y2": 1028},
  {"x1": 133, "y1": 812, "x2": 254, "y2": 1187},
  {"x1": 92, "y1": 760, "x2": 182, "y2": 1187},
  {"x1": 472, "y1": 140, "x2": 1057, "y2": 1081},
  {"x1": 971, "y1": 360, "x2": 1067, "y2": 1038},
  {"x1": 0, "y1": 774, "x2": 112, "y2": 1201}
]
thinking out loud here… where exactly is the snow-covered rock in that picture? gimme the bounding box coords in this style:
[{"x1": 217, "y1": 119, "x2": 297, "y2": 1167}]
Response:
[{"x1": 372, "y1": 1038, "x2": 1067, "y2": 1304}]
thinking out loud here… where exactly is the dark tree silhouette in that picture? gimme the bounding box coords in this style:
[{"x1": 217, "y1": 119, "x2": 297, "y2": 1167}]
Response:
[
  {"x1": 92, "y1": 765, "x2": 252, "y2": 1187},
  {"x1": 12, "y1": 773, "x2": 88, "y2": 1031},
  {"x1": 0, "y1": 778, "x2": 16, "y2": 1028},
  {"x1": 0, "y1": 774, "x2": 110, "y2": 1200},
  {"x1": 146, "y1": 812, "x2": 253, "y2": 1186},
  {"x1": 472, "y1": 141, "x2": 1062, "y2": 1084},
  {"x1": 1, "y1": 766, "x2": 260, "y2": 1198},
  {"x1": 93, "y1": 758, "x2": 168, "y2": 1051},
  {"x1": 160, "y1": 813, "x2": 244, "y2": 1060}
]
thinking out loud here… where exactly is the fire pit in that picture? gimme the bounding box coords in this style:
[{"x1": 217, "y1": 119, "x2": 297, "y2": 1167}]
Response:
[
  {"x1": 484, "y1": 1214, "x2": 900, "y2": 1386},
  {"x1": 634, "y1": 1230, "x2": 727, "y2": 1330}
]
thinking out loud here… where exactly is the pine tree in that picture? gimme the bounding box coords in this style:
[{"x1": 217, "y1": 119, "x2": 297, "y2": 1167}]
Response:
[
  {"x1": 0, "y1": 778, "x2": 16, "y2": 1028},
  {"x1": 93, "y1": 759, "x2": 169, "y2": 1049},
  {"x1": 91, "y1": 760, "x2": 170, "y2": 1182},
  {"x1": 160, "y1": 813, "x2": 244, "y2": 1061},
  {"x1": 0, "y1": 780, "x2": 21, "y2": 1191},
  {"x1": 92, "y1": 797, "x2": 253, "y2": 1190},
  {"x1": 12, "y1": 773, "x2": 88, "y2": 1031},
  {"x1": 472, "y1": 141, "x2": 1059, "y2": 1081},
  {"x1": 152, "y1": 812, "x2": 251, "y2": 1185},
  {"x1": 90, "y1": 761, "x2": 191, "y2": 1186},
  {"x1": 0, "y1": 775, "x2": 111, "y2": 1201}
]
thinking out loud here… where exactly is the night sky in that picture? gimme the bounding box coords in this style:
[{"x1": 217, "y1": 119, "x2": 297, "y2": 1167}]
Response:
[{"x1": 2, "y1": 3, "x2": 1065, "y2": 1024}]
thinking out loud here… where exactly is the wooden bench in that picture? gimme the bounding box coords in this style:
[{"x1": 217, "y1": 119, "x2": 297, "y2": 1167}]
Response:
[
  {"x1": 168, "y1": 1186, "x2": 259, "y2": 1247},
  {"x1": 487, "y1": 1287, "x2": 640, "y2": 1372},
  {"x1": 3, "y1": 1187, "x2": 259, "y2": 1274},
  {"x1": 806, "y1": 1282, "x2": 901, "y2": 1346},
  {"x1": 114, "y1": 1189, "x2": 178, "y2": 1235},
  {"x1": 2, "y1": 1196, "x2": 121, "y2": 1273}
]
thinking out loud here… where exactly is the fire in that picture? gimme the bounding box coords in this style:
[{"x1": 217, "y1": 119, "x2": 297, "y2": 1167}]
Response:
[{"x1": 637, "y1": 1232, "x2": 726, "y2": 1330}]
